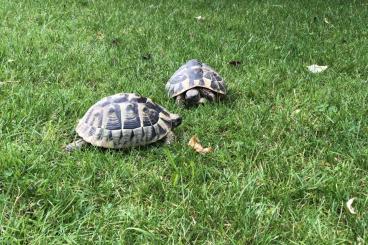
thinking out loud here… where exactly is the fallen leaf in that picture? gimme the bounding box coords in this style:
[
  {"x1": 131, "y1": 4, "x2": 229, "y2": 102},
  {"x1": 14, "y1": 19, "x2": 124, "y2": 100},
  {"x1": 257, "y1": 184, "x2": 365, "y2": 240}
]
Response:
[
  {"x1": 291, "y1": 109, "x2": 301, "y2": 116},
  {"x1": 195, "y1": 16, "x2": 205, "y2": 21},
  {"x1": 307, "y1": 64, "x2": 328, "y2": 73},
  {"x1": 229, "y1": 60, "x2": 241, "y2": 66},
  {"x1": 324, "y1": 17, "x2": 330, "y2": 24},
  {"x1": 96, "y1": 31, "x2": 105, "y2": 40},
  {"x1": 346, "y1": 197, "x2": 357, "y2": 214},
  {"x1": 188, "y1": 136, "x2": 212, "y2": 154}
]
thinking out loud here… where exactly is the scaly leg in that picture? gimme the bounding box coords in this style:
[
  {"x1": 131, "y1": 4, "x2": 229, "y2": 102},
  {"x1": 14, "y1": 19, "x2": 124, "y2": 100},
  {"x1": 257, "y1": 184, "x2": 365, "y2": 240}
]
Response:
[
  {"x1": 198, "y1": 97, "x2": 208, "y2": 104},
  {"x1": 199, "y1": 88, "x2": 216, "y2": 101},
  {"x1": 175, "y1": 94, "x2": 185, "y2": 106},
  {"x1": 164, "y1": 131, "x2": 176, "y2": 145},
  {"x1": 65, "y1": 138, "x2": 88, "y2": 152}
]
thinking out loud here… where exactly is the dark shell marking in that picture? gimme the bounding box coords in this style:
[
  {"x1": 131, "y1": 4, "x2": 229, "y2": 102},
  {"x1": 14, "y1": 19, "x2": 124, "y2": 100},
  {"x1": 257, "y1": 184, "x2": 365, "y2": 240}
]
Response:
[
  {"x1": 166, "y1": 59, "x2": 227, "y2": 98},
  {"x1": 76, "y1": 93, "x2": 174, "y2": 148},
  {"x1": 122, "y1": 103, "x2": 141, "y2": 129}
]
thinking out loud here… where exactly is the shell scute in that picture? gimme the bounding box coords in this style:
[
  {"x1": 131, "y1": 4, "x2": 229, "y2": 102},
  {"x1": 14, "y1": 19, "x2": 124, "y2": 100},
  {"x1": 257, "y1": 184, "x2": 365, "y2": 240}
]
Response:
[
  {"x1": 105, "y1": 105, "x2": 122, "y2": 130},
  {"x1": 122, "y1": 103, "x2": 141, "y2": 129}
]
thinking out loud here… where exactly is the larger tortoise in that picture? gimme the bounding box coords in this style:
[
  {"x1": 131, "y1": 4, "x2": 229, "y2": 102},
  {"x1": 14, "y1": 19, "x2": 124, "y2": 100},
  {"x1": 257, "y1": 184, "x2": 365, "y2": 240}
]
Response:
[
  {"x1": 66, "y1": 93, "x2": 182, "y2": 151},
  {"x1": 166, "y1": 59, "x2": 227, "y2": 106}
]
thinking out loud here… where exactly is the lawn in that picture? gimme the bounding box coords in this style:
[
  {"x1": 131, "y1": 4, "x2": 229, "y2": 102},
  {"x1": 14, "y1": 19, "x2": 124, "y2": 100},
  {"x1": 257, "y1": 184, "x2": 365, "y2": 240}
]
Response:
[{"x1": 1, "y1": 0, "x2": 367, "y2": 243}]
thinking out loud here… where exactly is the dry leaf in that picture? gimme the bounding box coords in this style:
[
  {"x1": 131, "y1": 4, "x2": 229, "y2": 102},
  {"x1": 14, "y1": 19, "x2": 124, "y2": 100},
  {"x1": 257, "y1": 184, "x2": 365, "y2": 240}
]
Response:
[
  {"x1": 346, "y1": 197, "x2": 357, "y2": 214},
  {"x1": 96, "y1": 31, "x2": 105, "y2": 40},
  {"x1": 291, "y1": 109, "x2": 301, "y2": 116},
  {"x1": 324, "y1": 17, "x2": 330, "y2": 24},
  {"x1": 195, "y1": 16, "x2": 205, "y2": 21},
  {"x1": 188, "y1": 136, "x2": 212, "y2": 154},
  {"x1": 307, "y1": 64, "x2": 328, "y2": 73}
]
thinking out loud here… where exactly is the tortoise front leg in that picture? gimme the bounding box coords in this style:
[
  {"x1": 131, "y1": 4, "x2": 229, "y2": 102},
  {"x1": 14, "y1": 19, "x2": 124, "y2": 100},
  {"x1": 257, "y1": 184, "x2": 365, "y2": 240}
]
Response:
[
  {"x1": 175, "y1": 94, "x2": 185, "y2": 106},
  {"x1": 198, "y1": 97, "x2": 208, "y2": 104},
  {"x1": 65, "y1": 138, "x2": 88, "y2": 152},
  {"x1": 164, "y1": 130, "x2": 176, "y2": 145},
  {"x1": 199, "y1": 88, "x2": 216, "y2": 101}
]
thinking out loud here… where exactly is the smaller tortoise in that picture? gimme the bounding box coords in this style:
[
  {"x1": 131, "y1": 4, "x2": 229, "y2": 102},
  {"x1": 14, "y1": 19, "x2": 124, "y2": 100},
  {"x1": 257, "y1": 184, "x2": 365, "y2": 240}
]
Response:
[
  {"x1": 66, "y1": 93, "x2": 181, "y2": 152},
  {"x1": 166, "y1": 59, "x2": 227, "y2": 106}
]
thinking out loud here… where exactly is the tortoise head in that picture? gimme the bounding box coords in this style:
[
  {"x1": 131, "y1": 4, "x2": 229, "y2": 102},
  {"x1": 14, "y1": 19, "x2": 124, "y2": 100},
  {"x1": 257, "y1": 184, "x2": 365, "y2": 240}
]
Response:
[
  {"x1": 170, "y1": 113, "x2": 182, "y2": 128},
  {"x1": 184, "y1": 89, "x2": 201, "y2": 105}
]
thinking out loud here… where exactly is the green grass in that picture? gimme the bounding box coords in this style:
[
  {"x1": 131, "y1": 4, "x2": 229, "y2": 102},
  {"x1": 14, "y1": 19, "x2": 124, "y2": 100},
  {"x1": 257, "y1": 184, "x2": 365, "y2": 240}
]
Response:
[{"x1": 1, "y1": 0, "x2": 368, "y2": 243}]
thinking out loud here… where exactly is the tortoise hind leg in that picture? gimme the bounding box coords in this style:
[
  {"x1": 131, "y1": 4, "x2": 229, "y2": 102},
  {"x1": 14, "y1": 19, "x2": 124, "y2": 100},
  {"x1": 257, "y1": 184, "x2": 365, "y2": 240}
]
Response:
[{"x1": 65, "y1": 138, "x2": 88, "y2": 152}]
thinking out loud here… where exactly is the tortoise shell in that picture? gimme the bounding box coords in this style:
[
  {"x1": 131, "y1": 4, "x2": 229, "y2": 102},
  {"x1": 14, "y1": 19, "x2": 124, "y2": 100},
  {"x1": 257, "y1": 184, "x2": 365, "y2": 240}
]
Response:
[
  {"x1": 76, "y1": 93, "x2": 175, "y2": 148},
  {"x1": 166, "y1": 59, "x2": 227, "y2": 98}
]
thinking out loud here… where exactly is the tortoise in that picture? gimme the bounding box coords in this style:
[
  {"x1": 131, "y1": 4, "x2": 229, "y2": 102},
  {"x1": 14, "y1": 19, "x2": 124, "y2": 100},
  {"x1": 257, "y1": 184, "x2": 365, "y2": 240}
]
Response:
[
  {"x1": 165, "y1": 59, "x2": 227, "y2": 106},
  {"x1": 65, "y1": 93, "x2": 182, "y2": 152}
]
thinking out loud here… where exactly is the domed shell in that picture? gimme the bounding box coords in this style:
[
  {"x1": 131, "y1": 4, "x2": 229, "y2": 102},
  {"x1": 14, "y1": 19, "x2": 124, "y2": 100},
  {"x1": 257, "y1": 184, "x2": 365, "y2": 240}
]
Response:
[
  {"x1": 166, "y1": 59, "x2": 227, "y2": 98},
  {"x1": 76, "y1": 93, "x2": 174, "y2": 148}
]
